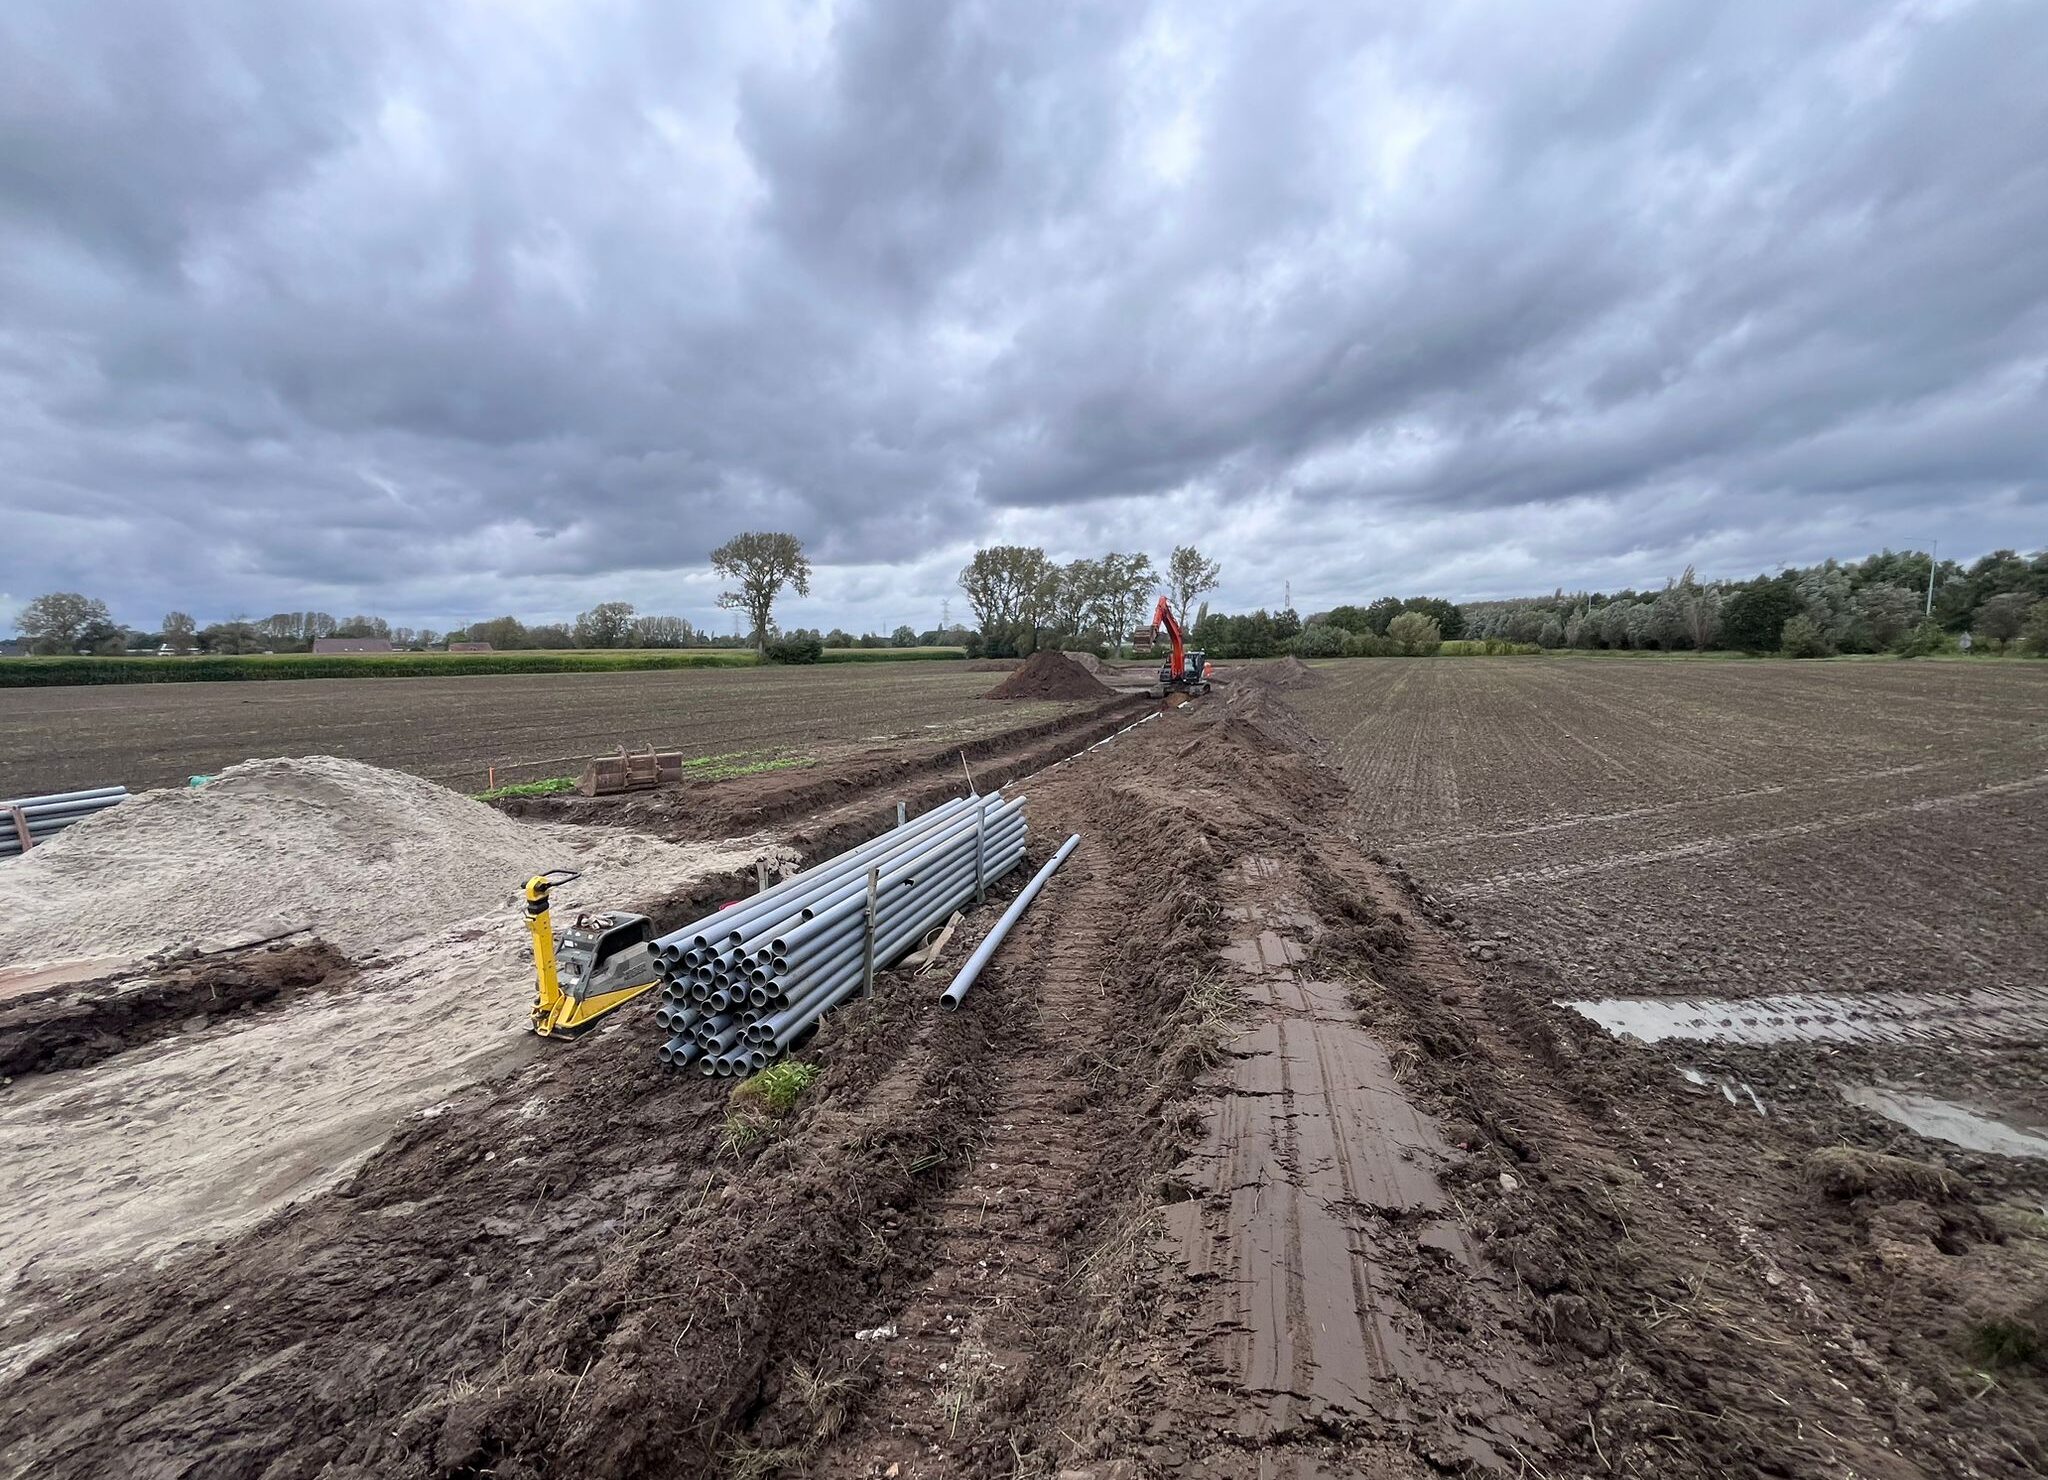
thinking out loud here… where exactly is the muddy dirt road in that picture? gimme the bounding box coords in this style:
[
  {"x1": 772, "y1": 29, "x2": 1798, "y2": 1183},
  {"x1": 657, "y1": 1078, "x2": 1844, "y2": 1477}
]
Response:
[{"x1": 0, "y1": 666, "x2": 2042, "y2": 1478}]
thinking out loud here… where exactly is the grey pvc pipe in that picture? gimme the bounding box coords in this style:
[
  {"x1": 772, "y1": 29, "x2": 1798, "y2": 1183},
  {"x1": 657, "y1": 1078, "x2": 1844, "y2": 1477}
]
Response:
[
  {"x1": 769, "y1": 807, "x2": 1025, "y2": 956},
  {"x1": 772, "y1": 836, "x2": 1026, "y2": 983},
  {"x1": 752, "y1": 799, "x2": 1024, "y2": 954},
  {"x1": 772, "y1": 822, "x2": 1025, "y2": 968},
  {"x1": 2, "y1": 786, "x2": 125, "y2": 811},
  {"x1": 770, "y1": 835, "x2": 1025, "y2": 985},
  {"x1": 940, "y1": 834, "x2": 1081, "y2": 1011},
  {"x1": 18, "y1": 799, "x2": 120, "y2": 822},
  {"x1": 767, "y1": 848, "x2": 1030, "y2": 1046},
  {"x1": 675, "y1": 796, "x2": 982, "y2": 947}
]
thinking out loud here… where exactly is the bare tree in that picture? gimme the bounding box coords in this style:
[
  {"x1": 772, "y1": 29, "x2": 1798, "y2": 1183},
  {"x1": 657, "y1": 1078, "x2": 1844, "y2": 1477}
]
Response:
[
  {"x1": 713, "y1": 532, "x2": 813, "y2": 651},
  {"x1": 633, "y1": 614, "x2": 692, "y2": 647},
  {"x1": 1167, "y1": 545, "x2": 1221, "y2": 626},
  {"x1": 959, "y1": 545, "x2": 1054, "y2": 654}
]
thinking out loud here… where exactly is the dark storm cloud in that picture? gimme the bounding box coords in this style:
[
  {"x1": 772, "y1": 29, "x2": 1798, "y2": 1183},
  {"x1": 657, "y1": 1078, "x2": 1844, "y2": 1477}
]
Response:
[{"x1": 2, "y1": 0, "x2": 2044, "y2": 635}]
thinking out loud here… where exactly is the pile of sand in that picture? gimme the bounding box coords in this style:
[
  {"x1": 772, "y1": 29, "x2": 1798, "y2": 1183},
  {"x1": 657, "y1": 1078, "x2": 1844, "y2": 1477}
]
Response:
[
  {"x1": 0, "y1": 755, "x2": 777, "y2": 963},
  {"x1": 0, "y1": 756, "x2": 788, "y2": 1278},
  {"x1": 984, "y1": 650, "x2": 1116, "y2": 701},
  {"x1": 1060, "y1": 650, "x2": 1106, "y2": 674}
]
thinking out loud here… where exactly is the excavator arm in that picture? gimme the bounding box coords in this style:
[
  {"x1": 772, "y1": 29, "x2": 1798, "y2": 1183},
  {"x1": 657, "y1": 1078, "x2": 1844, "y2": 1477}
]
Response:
[
  {"x1": 1149, "y1": 595, "x2": 1188, "y2": 679},
  {"x1": 1147, "y1": 596, "x2": 1212, "y2": 697}
]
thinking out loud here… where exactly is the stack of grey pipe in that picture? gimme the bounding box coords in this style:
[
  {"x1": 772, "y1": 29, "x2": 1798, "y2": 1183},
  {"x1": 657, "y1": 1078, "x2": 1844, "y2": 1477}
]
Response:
[
  {"x1": 1, "y1": 786, "x2": 127, "y2": 859},
  {"x1": 652, "y1": 790, "x2": 1026, "y2": 1075}
]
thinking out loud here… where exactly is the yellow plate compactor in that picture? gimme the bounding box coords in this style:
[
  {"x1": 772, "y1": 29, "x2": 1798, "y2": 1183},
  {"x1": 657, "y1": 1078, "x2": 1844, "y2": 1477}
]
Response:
[{"x1": 524, "y1": 869, "x2": 661, "y2": 1038}]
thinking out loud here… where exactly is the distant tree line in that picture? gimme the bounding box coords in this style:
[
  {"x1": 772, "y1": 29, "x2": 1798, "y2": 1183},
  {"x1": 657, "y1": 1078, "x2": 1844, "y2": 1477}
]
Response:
[
  {"x1": 8, "y1": 531, "x2": 959, "y2": 661},
  {"x1": 955, "y1": 544, "x2": 1224, "y2": 657},
  {"x1": 1452, "y1": 547, "x2": 2048, "y2": 657},
  {"x1": 18, "y1": 538, "x2": 2046, "y2": 662}
]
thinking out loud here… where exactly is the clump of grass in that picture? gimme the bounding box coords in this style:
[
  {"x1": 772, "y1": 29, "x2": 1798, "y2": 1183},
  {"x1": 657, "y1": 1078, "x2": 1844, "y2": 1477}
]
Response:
[
  {"x1": 717, "y1": 1113, "x2": 771, "y2": 1159},
  {"x1": 937, "y1": 1338, "x2": 991, "y2": 1438},
  {"x1": 788, "y1": 1357, "x2": 864, "y2": 1440},
  {"x1": 1968, "y1": 1316, "x2": 2044, "y2": 1370},
  {"x1": 475, "y1": 775, "x2": 578, "y2": 801},
  {"x1": 734, "y1": 1060, "x2": 819, "y2": 1115},
  {"x1": 1804, "y1": 1146, "x2": 1965, "y2": 1203},
  {"x1": 719, "y1": 1438, "x2": 810, "y2": 1480},
  {"x1": 686, "y1": 752, "x2": 816, "y2": 783},
  {"x1": 1157, "y1": 968, "x2": 1244, "y2": 1085}
]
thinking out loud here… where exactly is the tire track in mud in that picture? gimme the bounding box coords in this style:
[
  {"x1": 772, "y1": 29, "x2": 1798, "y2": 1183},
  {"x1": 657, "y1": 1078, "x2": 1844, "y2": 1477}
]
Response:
[{"x1": 1161, "y1": 850, "x2": 1552, "y2": 1471}]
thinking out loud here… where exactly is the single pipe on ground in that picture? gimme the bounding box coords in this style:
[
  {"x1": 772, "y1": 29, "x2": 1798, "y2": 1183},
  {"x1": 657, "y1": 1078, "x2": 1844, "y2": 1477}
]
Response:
[{"x1": 941, "y1": 835, "x2": 1081, "y2": 1010}]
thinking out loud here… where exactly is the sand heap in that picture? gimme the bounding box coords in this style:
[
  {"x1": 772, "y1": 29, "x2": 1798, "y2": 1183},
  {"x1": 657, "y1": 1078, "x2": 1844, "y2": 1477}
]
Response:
[
  {"x1": 0, "y1": 755, "x2": 777, "y2": 963},
  {"x1": 1060, "y1": 650, "x2": 1105, "y2": 674},
  {"x1": 984, "y1": 650, "x2": 1116, "y2": 701}
]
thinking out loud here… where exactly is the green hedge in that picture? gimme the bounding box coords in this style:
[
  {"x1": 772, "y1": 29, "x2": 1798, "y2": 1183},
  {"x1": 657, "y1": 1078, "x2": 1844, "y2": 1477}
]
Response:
[
  {"x1": 818, "y1": 647, "x2": 966, "y2": 663},
  {"x1": 0, "y1": 651, "x2": 761, "y2": 686},
  {"x1": 0, "y1": 646, "x2": 972, "y2": 686}
]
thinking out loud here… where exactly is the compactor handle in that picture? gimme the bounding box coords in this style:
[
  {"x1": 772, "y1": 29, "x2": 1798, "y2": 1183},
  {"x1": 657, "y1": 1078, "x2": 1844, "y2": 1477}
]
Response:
[{"x1": 524, "y1": 868, "x2": 583, "y2": 912}]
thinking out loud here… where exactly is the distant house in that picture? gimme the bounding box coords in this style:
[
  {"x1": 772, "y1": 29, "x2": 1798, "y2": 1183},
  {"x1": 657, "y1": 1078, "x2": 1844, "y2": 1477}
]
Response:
[
  {"x1": 446, "y1": 641, "x2": 494, "y2": 653},
  {"x1": 0, "y1": 638, "x2": 27, "y2": 659},
  {"x1": 311, "y1": 638, "x2": 396, "y2": 655}
]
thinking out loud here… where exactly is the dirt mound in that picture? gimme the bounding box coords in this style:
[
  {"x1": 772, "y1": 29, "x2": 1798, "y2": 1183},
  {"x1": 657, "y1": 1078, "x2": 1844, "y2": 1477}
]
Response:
[
  {"x1": 0, "y1": 755, "x2": 765, "y2": 962},
  {"x1": 1060, "y1": 649, "x2": 1105, "y2": 674},
  {"x1": 1248, "y1": 654, "x2": 1324, "y2": 689},
  {"x1": 984, "y1": 650, "x2": 1114, "y2": 701}
]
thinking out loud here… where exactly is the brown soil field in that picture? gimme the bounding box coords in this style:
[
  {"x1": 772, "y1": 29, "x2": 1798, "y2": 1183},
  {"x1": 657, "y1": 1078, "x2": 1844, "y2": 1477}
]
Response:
[
  {"x1": 1286, "y1": 658, "x2": 2048, "y2": 1004},
  {"x1": 1, "y1": 663, "x2": 2043, "y2": 1478},
  {"x1": 0, "y1": 664, "x2": 1082, "y2": 796}
]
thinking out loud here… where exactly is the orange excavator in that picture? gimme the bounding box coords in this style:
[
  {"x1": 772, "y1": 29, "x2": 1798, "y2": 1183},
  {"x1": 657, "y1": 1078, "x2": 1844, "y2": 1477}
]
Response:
[{"x1": 1138, "y1": 595, "x2": 1213, "y2": 698}]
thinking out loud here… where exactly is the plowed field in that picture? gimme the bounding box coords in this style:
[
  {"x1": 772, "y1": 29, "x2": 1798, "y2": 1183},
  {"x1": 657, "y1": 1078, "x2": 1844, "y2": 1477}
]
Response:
[
  {"x1": 1287, "y1": 658, "x2": 2048, "y2": 1003},
  {"x1": 0, "y1": 665, "x2": 1077, "y2": 795}
]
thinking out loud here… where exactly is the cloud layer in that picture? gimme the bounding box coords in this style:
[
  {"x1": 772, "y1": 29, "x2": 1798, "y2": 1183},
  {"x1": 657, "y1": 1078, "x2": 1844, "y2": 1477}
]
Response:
[{"x1": 4, "y1": 0, "x2": 2044, "y2": 633}]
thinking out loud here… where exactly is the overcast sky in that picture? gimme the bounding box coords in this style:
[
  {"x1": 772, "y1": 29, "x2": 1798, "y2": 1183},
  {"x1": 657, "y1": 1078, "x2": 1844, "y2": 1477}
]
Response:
[{"x1": 3, "y1": 0, "x2": 2044, "y2": 636}]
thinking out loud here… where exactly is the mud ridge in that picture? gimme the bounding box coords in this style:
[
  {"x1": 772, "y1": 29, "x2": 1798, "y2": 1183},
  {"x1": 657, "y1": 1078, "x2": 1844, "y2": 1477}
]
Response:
[
  {"x1": 499, "y1": 694, "x2": 1149, "y2": 843},
  {"x1": 0, "y1": 940, "x2": 350, "y2": 1079}
]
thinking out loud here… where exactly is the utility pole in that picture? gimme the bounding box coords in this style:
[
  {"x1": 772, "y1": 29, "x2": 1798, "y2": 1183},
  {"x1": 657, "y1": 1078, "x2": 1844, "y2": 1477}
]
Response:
[{"x1": 1925, "y1": 540, "x2": 1938, "y2": 617}]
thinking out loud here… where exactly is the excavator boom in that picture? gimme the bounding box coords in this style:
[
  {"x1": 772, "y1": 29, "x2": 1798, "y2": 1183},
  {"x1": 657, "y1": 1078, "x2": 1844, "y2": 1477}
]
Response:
[{"x1": 1147, "y1": 596, "x2": 1212, "y2": 697}]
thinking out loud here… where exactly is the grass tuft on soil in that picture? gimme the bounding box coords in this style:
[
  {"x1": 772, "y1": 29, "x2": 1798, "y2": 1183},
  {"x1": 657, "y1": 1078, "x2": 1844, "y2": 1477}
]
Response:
[
  {"x1": 734, "y1": 1060, "x2": 819, "y2": 1114},
  {"x1": 474, "y1": 775, "x2": 578, "y2": 800},
  {"x1": 1968, "y1": 1315, "x2": 2044, "y2": 1370},
  {"x1": 1804, "y1": 1145, "x2": 1966, "y2": 1203}
]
